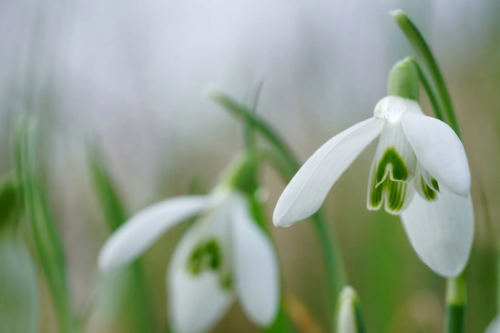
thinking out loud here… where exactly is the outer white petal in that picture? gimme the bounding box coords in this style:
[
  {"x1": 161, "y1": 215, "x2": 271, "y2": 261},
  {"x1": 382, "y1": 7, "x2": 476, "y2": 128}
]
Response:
[
  {"x1": 401, "y1": 112, "x2": 470, "y2": 196},
  {"x1": 273, "y1": 117, "x2": 385, "y2": 227},
  {"x1": 401, "y1": 187, "x2": 474, "y2": 278},
  {"x1": 98, "y1": 195, "x2": 210, "y2": 274},
  {"x1": 485, "y1": 315, "x2": 500, "y2": 333},
  {"x1": 168, "y1": 223, "x2": 234, "y2": 333},
  {"x1": 231, "y1": 193, "x2": 280, "y2": 327}
]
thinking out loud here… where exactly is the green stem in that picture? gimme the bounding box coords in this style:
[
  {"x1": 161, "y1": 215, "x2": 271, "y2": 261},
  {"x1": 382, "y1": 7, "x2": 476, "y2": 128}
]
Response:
[
  {"x1": 391, "y1": 9, "x2": 461, "y2": 137},
  {"x1": 212, "y1": 92, "x2": 347, "y2": 299},
  {"x1": 413, "y1": 60, "x2": 445, "y2": 121},
  {"x1": 392, "y1": 10, "x2": 470, "y2": 333},
  {"x1": 445, "y1": 274, "x2": 467, "y2": 333}
]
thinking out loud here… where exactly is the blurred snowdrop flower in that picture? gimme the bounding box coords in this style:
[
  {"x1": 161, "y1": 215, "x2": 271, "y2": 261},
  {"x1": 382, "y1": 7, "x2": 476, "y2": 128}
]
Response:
[
  {"x1": 486, "y1": 316, "x2": 500, "y2": 333},
  {"x1": 273, "y1": 58, "x2": 473, "y2": 278},
  {"x1": 98, "y1": 152, "x2": 280, "y2": 333}
]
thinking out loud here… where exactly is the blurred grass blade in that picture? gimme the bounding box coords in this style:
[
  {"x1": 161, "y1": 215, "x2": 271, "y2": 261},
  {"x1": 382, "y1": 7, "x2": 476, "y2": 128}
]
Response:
[
  {"x1": 211, "y1": 91, "x2": 347, "y2": 302},
  {"x1": 0, "y1": 175, "x2": 38, "y2": 333},
  {"x1": 15, "y1": 119, "x2": 75, "y2": 332},
  {"x1": 445, "y1": 275, "x2": 467, "y2": 333},
  {"x1": 391, "y1": 9, "x2": 460, "y2": 137},
  {"x1": 87, "y1": 143, "x2": 127, "y2": 232},
  {"x1": 87, "y1": 141, "x2": 156, "y2": 332}
]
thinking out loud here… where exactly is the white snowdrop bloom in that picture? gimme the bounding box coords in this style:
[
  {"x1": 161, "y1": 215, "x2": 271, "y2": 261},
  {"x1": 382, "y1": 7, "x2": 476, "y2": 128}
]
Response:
[
  {"x1": 274, "y1": 59, "x2": 473, "y2": 278},
  {"x1": 99, "y1": 160, "x2": 279, "y2": 333}
]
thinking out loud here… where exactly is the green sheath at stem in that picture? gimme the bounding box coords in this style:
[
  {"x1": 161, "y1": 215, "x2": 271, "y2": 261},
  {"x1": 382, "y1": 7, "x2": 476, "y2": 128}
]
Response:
[
  {"x1": 212, "y1": 92, "x2": 347, "y2": 300},
  {"x1": 445, "y1": 275, "x2": 467, "y2": 333}
]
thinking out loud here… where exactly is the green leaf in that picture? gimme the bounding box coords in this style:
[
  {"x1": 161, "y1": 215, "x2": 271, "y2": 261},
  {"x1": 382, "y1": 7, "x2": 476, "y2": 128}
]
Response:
[
  {"x1": 86, "y1": 140, "x2": 156, "y2": 333},
  {"x1": 14, "y1": 118, "x2": 75, "y2": 333}
]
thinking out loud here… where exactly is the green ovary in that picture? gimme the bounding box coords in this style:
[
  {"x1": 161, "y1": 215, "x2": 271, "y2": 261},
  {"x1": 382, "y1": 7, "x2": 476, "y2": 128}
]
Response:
[{"x1": 369, "y1": 147, "x2": 410, "y2": 213}]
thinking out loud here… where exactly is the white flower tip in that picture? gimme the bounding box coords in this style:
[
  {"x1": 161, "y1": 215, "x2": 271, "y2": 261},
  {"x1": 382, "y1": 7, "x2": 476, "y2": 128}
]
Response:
[
  {"x1": 389, "y1": 9, "x2": 404, "y2": 18},
  {"x1": 97, "y1": 248, "x2": 116, "y2": 275},
  {"x1": 272, "y1": 208, "x2": 299, "y2": 228},
  {"x1": 203, "y1": 85, "x2": 222, "y2": 101},
  {"x1": 339, "y1": 286, "x2": 357, "y2": 301},
  {"x1": 97, "y1": 240, "x2": 128, "y2": 275}
]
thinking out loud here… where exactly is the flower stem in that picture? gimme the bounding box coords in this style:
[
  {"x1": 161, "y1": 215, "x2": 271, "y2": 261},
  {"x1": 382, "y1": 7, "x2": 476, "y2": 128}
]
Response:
[
  {"x1": 212, "y1": 92, "x2": 347, "y2": 300},
  {"x1": 391, "y1": 9, "x2": 461, "y2": 137},
  {"x1": 445, "y1": 274, "x2": 467, "y2": 333},
  {"x1": 391, "y1": 10, "x2": 469, "y2": 333}
]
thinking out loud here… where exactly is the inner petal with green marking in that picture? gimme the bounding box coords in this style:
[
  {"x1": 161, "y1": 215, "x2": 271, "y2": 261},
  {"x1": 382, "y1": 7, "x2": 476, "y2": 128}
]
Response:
[
  {"x1": 376, "y1": 147, "x2": 409, "y2": 184},
  {"x1": 187, "y1": 238, "x2": 232, "y2": 289},
  {"x1": 368, "y1": 147, "x2": 415, "y2": 214},
  {"x1": 414, "y1": 165, "x2": 440, "y2": 202}
]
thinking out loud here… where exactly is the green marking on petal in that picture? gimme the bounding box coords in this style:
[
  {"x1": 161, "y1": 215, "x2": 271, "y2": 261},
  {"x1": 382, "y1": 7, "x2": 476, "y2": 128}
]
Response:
[
  {"x1": 369, "y1": 147, "x2": 411, "y2": 213},
  {"x1": 220, "y1": 273, "x2": 233, "y2": 290},
  {"x1": 421, "y1": 176, "x2": 437, "y2": 201},
  {"x1": 376, "y1": 147, "x2": 409, "y2": 183},
  {"x1": 187, "y1": 238, "x2": 223, "y2": 275},
  {"x1": 369, "y1": 170, "x2": 409, "y2": 213},
  {"x1": 369, "y1": 170, "x2": 384, "y2": 209},
  {"x1": 386, "y1": 179, "x2": 407, "y2": 212},
  {"x1": 431, "y1": 178, "x2": 440, "y2": 192}
]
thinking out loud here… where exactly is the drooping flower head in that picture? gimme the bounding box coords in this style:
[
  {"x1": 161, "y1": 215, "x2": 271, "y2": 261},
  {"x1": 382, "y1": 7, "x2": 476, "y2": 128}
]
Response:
[
  {"x1": 98, "y1": 151, "x2": 280, "y2": 333},
  {"x1": 273, "y1": 58, "x2": 474, "y2": 278}
]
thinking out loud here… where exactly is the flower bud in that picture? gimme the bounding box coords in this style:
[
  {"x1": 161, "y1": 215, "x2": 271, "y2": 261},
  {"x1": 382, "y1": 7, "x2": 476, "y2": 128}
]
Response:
[{"x1": 333, "y1": 286, "x2": 366, "y2": 333}]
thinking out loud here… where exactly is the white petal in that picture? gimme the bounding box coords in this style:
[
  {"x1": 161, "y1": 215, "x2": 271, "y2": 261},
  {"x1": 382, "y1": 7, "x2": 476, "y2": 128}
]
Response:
[
  {"x1": 401, "y1": 112, "x2": 470, "y2": 196},
  {"x1": 273, "y1": 117, "x2": 384, "y2": 227},
  {"x1": 401, "y1": 187, "x2": 474, "y2": 278},
  {"x1": 98, "y1": 195, "x2": 210, "y2": 274},
  {"x1": 485, "y1": 315, "x2": 500, "y2": 333},
  {"x1": 374, "y1": 96, "x2": 421, "y2": 123},
  {"x1": 168, "y1": 223, "x2": 234, "y2": 333},
  {"x1": 231, "y1": 193, "x2": 280, "y2": 326}
]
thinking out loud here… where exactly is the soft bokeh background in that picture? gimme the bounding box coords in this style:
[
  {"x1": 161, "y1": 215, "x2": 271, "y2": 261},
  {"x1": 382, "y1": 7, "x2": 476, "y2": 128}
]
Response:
[{"x1": 1, "y1": 0, "x2": 499, "y2": 332}]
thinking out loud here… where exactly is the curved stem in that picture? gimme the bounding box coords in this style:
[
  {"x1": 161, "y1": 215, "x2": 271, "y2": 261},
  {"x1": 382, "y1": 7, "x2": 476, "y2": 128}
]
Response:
[
  {"x1": 212, "y1": 92, "x2": 347, "y2": 299},
  {"x1": 391, "y1": 9, "x2": 461, "y2": 137}
]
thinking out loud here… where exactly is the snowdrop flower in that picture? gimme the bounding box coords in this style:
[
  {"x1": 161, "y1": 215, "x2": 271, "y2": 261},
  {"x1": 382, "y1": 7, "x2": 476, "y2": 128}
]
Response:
[
  {"x1": 98, "y1": 152, "x2": 280, "y2": 333},
  {"x1": 273, "y1": 58, "x2": 474, "y2": 278},
  {"x1": 486, "y1": 316, "x2": 500, "y2": 333}
]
